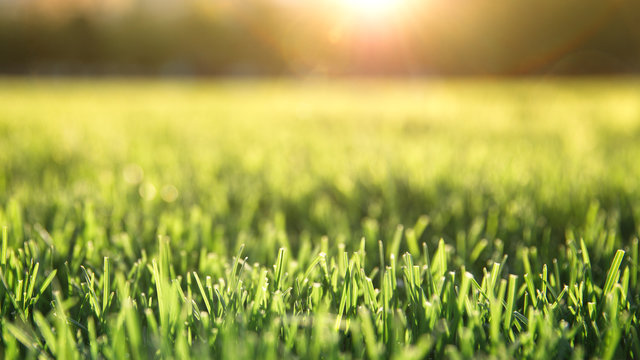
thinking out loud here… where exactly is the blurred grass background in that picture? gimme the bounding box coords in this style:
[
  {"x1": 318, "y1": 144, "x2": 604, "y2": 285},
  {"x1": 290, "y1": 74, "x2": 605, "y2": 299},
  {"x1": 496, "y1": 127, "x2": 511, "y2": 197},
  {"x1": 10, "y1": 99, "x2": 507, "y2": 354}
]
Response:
[{"x1": 1, "y1": 78, "x2": 639, "y2": 274}]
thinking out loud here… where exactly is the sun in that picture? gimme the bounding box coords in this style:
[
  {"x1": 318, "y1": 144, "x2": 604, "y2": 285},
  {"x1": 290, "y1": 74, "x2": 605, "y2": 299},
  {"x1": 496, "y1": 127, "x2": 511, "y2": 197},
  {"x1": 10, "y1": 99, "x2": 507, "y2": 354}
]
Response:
[{"x1": 340, "y1": 0, "x2": 401, "y2": 18}]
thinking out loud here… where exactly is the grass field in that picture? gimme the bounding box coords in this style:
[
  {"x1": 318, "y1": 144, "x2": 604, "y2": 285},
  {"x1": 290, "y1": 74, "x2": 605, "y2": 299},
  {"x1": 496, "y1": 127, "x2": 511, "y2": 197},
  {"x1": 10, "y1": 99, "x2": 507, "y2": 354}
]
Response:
[{"x1": 1, "y1": 78, "x2": 640, "y2": 359}]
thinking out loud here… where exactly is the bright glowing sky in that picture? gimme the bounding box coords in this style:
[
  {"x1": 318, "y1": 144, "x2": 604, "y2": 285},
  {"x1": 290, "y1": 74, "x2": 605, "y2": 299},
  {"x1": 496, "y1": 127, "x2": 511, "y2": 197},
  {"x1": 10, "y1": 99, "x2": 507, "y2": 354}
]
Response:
[{"x1": 339, "y1": 0, "x2": 401, "y2": 19}]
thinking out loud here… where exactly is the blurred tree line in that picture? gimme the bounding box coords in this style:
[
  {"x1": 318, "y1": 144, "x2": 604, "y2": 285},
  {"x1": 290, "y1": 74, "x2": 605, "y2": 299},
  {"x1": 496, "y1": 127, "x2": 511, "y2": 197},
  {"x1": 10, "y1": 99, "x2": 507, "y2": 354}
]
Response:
[{"x1": 0, "y1": 0, "x2": 639, "y2": 76}]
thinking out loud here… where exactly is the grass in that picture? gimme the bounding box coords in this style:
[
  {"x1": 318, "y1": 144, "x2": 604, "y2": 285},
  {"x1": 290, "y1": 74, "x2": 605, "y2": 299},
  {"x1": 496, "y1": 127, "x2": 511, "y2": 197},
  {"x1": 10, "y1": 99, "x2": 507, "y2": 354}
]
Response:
[{"x1": 0, "y1": 78, "x2": 639, "y2": 359}]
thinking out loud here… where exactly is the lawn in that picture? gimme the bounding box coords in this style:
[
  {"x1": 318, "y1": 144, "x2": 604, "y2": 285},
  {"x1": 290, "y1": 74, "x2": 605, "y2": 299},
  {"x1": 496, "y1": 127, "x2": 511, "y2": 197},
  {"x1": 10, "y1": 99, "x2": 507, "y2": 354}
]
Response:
[{"x1": 0, "y1": 78, "x2": 639, "y2": 359}]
